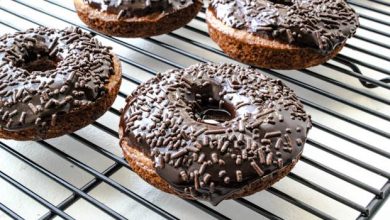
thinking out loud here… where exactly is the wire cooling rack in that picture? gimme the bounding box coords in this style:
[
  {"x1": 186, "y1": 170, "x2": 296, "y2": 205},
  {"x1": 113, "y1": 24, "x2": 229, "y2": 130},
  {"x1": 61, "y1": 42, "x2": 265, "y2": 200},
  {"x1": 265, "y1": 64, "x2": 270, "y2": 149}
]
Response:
[{"x1": 0, "y1": 0, "x2": 389, "y2": 219}]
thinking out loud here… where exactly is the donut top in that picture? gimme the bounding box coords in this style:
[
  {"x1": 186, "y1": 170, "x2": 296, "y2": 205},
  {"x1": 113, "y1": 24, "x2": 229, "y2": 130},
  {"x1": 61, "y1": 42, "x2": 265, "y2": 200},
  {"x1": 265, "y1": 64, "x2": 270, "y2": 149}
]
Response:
[
  {"x1": 0, "y1": 27, "x2": 114, "y2": 131},
  {"x1": 120, "y1": 63, "x2": 312, "y2": 205},
  {"x1": 84, "y1": 0, "x2": 195, "y2": 18},
  {"x1": 210, "y1": 0, "x2": 359, "y2": 54}
]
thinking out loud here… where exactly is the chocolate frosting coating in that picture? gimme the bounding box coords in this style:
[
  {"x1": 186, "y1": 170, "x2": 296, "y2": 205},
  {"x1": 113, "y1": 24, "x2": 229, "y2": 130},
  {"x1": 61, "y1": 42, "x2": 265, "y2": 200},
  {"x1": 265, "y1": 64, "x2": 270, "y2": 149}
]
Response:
[
  {"x1": 84, "y1": 0, "x2": 195, "y2": 18},
  {"x1": 0, "y1": 27, "x2": 114, "y2": 131},
  {"x1": 210, "y1": 0, "x2": 359, "y2": 53},
  {"x1": 120, "y1": 63, "x2": 312, "y2": 205}
]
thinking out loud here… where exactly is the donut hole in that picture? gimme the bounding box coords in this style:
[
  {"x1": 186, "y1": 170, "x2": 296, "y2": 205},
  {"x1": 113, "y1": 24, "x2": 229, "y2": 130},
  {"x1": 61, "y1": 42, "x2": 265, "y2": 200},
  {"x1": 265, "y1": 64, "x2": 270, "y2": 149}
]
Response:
[
  {"x1": 194, "y1": 96, "x2": 235, "y2": 125},
  {"x1": 17, "y1": 46, "x2": 62, "y2": 72}
]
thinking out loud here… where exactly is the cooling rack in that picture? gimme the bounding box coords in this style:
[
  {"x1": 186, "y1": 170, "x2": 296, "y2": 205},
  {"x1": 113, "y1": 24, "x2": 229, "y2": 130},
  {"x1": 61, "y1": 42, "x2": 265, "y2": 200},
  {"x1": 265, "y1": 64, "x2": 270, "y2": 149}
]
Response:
[{"x1": 0, "y1": 0, "x2": 389, "y2": 219}]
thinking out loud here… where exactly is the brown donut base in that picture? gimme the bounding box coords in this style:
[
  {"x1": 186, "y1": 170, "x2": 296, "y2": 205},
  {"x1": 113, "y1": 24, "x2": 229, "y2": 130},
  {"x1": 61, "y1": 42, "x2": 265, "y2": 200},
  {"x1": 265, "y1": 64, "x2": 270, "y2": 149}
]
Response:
[
  {"x1": 206, "y1": 8, "x2": 344, "y2": 70},
  {"x1": 0, "y1": 54, "x2": 122, "y2": 141},
  {"x1": 74, "y1": 0, "x2": 203, "y2": 38},
  {"x1": 119, "y1": 137, "x2": 301, "y2": 202}
]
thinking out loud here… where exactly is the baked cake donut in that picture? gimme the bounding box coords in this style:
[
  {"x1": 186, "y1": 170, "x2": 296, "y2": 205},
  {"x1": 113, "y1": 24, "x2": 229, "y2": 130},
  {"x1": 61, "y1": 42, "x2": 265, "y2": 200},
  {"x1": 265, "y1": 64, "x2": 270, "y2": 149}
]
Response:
[
  {"x1": 0, "y1": 27, "x2": 122, "y2": 140},
  {"x1": 74, "y1": 0, "x2": 203, "y2": 38},
  {"x1": 119, "y1": 63, "x2": 311, "y2": 205},
  {"x1": 207, "y1": 0, "x2": 359, "y2": 69}
]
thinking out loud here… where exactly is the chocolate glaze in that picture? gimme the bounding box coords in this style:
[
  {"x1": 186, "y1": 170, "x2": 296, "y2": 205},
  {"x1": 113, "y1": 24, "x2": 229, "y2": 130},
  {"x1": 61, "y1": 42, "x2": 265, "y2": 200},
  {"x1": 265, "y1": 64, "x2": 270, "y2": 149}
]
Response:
[
  {"x1": 0, "y1": 27, "x2": 114, "y2": 132},
  {"x1": 84, "y1": 0, "x2": 195, "y2": 18},
  {"x1": 209, "y1": 0, "x2": 359, "y2": 54},
  {"x1": 120, "y1": 63, "x2": 312, "y2": 205}
]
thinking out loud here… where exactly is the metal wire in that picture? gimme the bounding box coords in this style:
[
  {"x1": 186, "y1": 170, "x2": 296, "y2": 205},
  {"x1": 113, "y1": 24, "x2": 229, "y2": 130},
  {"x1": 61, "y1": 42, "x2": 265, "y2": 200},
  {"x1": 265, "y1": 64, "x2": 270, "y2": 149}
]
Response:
[
  {"x1": 0, "y1": 171, "x2": 75, "y2": 220},
  {"x1": 0, "y1": 203, "x2": 23, "y2": 220},
  {"x1": 0, "y1": 0, "x2": 389, "y2": 219}
]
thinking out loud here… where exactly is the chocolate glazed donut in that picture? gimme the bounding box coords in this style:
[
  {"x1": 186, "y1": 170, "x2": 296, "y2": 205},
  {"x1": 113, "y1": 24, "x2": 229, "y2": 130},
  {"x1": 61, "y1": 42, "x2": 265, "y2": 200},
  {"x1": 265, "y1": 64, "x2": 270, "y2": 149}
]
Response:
[
  {"x1": 74, "y1": 0, "x2": 203, "y2": 38},
  {"x1": 119, "y1": 63, "x2": 311, "y2": 205},
  {"x1": 0, "y1": 27, "x2": 121, "y2": 140},
  {"x1": 207, "y1": 0, "x2": 359, "y2": 69}
]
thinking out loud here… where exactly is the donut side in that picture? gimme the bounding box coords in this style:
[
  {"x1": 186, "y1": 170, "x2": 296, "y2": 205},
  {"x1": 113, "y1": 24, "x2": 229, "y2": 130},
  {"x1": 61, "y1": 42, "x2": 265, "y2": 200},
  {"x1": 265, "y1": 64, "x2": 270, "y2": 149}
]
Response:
[
  {"x1": 74, "y1": 0, "x2": 203, "y2": 38},
  {"x1": 206, "y1": 8, "x2": 344, "y2": 70},
  {"x1": 119, "y1": 137, "x2": 300, "y2": 200},
  {"x1": 0, "y1": 54, "x2": 122, "y2": 140}
]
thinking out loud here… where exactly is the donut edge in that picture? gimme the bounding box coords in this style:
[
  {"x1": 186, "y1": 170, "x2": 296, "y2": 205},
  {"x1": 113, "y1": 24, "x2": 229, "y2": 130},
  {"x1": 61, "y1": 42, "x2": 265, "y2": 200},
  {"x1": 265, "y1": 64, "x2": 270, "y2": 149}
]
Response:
[
  {"x1": 74, "y1": 0, "x2": 203, "y2": 38},
  {"x1": 206, "y1": 7, "x2": 344, "y2": 70},
  {"x1": 119, "y1": 135, "x2": 301, "y2": 202},
  {"x1": 0, "y1": 53, "x2": 122, "y2": 141}
]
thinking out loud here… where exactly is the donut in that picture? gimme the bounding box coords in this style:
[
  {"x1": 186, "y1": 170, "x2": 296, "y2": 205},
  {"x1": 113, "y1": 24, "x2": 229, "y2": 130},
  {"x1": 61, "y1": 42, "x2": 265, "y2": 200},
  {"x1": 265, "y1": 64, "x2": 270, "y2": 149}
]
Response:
[
  {"x1": 119, "y1": 63, "x2": 311, "y2": 205},
  {"x1": 206, "y1": 0, "x2": 359, "y2": 69},
  {"x1": 74, "y1": 0, "x2": 203, "y2": 38},
  {"x1": 0, "y1": 27, "x2": 122, "y2": 140}
]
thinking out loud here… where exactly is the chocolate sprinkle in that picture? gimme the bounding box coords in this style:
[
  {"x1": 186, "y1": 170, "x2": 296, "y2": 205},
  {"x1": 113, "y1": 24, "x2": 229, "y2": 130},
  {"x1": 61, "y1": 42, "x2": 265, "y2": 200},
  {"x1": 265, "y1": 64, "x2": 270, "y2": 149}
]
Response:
[
  {"x1": 251, "y1": 161, "x2": 264, "y2": 176},
  {"x1": 210, "y1": 0, "x2": 359, "y2": 54},
  {"x1": 0, "y1": 27, "x2": 114, "y2": 132},
  {"x1": 120, "y1": 63, "x2": 311, "y2": 205}
]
